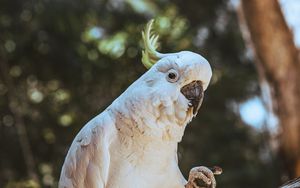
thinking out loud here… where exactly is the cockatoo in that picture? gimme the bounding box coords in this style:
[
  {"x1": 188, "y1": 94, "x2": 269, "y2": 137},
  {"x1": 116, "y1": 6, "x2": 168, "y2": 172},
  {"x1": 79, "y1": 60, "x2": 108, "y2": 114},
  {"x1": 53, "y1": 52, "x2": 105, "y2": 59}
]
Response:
[{"x1": 59, "y1": 19, "x2": 220, "y2": 188}]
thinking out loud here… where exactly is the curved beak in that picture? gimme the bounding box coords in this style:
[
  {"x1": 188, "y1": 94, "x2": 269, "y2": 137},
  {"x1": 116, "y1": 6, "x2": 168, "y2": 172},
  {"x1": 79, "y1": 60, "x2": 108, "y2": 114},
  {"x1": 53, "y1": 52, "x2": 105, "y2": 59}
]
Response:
[{"x1": 180, "y1": 80, "x2": 204, "y2": 116}]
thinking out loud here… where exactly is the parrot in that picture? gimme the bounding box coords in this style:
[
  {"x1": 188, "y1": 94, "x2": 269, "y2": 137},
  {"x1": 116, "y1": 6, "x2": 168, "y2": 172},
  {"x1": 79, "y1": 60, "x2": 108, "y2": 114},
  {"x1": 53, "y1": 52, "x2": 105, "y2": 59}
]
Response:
[{"x1": 59, "y1": 19, "x2": 219, "y2": 188}]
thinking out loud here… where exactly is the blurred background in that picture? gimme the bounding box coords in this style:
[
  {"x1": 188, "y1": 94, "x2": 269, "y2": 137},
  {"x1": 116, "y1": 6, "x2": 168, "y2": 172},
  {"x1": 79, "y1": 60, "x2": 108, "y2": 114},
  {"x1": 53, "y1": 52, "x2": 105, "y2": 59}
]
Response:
[{"x1": 1, "y1": 0, "x2": 300, "y2": 187}]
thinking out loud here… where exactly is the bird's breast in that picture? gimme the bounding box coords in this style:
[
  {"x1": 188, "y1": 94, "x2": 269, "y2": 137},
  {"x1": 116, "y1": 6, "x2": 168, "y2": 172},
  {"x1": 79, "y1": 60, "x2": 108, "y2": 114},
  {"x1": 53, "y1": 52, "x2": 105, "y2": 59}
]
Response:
[{"x1": 105, "y1": 135, "x2": 185, "y2": 188}]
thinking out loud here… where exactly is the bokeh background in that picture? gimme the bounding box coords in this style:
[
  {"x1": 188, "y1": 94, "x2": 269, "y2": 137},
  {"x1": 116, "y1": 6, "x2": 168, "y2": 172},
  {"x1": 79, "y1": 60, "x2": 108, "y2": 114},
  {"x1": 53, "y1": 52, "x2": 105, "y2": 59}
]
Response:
[{"x1": 1, "y1": 0, "x2": 300, "y2": 187}]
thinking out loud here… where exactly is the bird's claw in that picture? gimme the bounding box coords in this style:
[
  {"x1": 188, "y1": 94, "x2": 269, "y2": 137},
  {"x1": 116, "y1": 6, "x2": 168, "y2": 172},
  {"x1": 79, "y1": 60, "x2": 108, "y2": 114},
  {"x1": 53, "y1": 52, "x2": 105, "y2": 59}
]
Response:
[{"x1": 186, "y1": 166, "x2": 222, "y2": 188}]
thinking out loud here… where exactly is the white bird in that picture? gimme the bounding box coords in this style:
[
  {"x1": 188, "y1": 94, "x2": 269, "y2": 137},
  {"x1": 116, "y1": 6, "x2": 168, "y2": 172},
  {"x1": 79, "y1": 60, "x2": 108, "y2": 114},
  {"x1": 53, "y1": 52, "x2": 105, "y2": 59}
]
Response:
[{"x1": 59, "y1": 19, "x2": 218, "y2": 188}]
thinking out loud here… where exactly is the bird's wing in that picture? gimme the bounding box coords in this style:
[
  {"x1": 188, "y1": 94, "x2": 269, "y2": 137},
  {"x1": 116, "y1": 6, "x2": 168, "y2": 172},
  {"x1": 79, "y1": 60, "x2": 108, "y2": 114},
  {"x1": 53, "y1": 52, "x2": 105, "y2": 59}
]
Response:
[{"x1": 59, "y1": 112, "x2": 115, "y2": 188}]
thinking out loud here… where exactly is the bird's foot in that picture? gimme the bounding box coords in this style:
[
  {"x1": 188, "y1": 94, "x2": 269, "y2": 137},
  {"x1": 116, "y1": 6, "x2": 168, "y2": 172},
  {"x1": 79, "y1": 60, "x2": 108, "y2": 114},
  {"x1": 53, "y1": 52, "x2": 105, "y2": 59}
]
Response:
[{"x1": 185, "y1": 166, "x2": 222, "y2": 188}]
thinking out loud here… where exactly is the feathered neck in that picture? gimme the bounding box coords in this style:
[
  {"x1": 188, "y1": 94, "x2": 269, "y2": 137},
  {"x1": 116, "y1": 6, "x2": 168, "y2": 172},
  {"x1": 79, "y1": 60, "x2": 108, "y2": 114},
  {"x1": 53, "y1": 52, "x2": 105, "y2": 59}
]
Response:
[{"x1": 107, "y1": 86, "x2": 194, "y2": 143}]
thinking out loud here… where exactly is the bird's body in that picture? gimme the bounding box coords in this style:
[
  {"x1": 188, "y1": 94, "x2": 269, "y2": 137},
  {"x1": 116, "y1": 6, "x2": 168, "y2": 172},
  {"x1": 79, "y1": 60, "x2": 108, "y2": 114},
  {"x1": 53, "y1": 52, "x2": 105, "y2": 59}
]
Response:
[
  {"x1": 59, "y1": 112, "x2": 185, "y2": 188},
  {"x1": 105, "y1": 111, "x2": 185, "y2": 188},
  {"x1": 59, "y1": 20, "x2": 215, "y2": 188}
]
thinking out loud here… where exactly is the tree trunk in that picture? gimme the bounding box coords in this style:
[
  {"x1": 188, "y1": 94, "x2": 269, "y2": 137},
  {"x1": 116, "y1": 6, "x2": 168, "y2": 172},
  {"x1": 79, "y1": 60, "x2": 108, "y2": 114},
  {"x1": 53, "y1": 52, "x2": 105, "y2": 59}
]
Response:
[{"x1": 240, "y1": 0, "x2": 300, "y2": 179}]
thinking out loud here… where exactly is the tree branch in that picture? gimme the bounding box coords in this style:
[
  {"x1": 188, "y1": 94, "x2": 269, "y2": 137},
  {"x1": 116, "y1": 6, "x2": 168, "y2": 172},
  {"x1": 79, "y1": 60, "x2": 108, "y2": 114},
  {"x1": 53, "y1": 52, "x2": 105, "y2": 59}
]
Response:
[
  {"x1": 240, "y1": 0, "x2": 300, "y2": 178},
  {"x1": 241, "y1": 0, "x2": 299, "y2": 82}
]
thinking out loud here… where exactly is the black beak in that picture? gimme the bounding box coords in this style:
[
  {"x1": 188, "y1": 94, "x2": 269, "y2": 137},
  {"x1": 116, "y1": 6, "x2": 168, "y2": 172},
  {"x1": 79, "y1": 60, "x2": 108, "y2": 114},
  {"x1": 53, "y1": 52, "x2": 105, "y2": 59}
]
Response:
[{"x1": 180, "y1": 80, "x2": 204, "y2": 115}]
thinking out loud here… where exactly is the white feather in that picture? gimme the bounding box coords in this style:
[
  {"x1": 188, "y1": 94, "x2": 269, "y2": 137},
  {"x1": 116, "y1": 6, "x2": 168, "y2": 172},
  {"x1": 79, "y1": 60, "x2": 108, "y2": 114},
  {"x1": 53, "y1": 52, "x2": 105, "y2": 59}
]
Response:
[{"x1": 59, "y1": 51, "x2": 212, "y2": 188}]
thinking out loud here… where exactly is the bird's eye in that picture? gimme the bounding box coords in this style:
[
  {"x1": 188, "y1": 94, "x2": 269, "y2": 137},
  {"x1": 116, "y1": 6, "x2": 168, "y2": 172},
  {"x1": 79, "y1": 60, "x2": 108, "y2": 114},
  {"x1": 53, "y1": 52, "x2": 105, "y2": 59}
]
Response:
[{"x1": 166, "y1": 69, "x2": 179, "y2": 83}]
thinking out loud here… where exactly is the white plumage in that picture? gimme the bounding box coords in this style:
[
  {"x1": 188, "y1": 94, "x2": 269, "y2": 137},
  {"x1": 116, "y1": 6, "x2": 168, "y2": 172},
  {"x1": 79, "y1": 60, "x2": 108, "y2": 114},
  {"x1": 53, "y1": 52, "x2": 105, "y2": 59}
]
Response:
[{"x1": 59, "y1": 20, "x2": 214, "y2": 188}]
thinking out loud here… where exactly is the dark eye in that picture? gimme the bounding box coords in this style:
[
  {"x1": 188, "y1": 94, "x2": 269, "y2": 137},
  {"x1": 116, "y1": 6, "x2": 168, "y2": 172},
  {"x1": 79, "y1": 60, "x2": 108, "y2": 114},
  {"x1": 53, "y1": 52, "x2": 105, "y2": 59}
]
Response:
[
  {"x1": 166, "y1": 69, "x2": 179, "y2": 83},
  {"x1": 168, "y1": 72, "x2": 176, "y2": 79}
]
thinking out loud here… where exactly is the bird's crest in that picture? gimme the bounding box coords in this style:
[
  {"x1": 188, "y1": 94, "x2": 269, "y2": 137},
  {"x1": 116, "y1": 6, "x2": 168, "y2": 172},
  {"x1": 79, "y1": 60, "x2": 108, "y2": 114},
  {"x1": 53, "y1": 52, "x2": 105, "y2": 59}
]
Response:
[{"x1": 141, "y1": 19, "x2": 163, "y2": 69}]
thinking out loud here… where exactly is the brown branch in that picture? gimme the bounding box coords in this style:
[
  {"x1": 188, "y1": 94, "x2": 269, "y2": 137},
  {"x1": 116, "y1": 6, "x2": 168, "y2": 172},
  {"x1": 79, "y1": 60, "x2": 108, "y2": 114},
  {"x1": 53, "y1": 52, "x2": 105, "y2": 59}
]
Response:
[
  {"x1": 240, "y1": 0, "x2": 300, "y2": 178},
  {"x1": 241, "y1": 0, "x2": 299, "y2": 82},
  {"x1": 280, "y1": 177, "x2": 300, "y2": 188}
]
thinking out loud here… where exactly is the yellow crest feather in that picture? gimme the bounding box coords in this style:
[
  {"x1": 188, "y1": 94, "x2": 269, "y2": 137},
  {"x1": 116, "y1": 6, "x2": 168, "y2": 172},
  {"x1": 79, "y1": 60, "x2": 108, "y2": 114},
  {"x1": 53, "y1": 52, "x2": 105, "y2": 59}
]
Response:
[{"x1": 141, "y1": 19, "x2": 161, "y2": 69}]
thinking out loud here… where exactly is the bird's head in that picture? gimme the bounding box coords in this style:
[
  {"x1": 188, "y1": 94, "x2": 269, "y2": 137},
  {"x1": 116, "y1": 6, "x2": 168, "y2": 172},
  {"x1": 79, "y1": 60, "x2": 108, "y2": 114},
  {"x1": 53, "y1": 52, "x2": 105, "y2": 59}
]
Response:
[
  {"x1": 141, "y1": 19, "x2": 211, "y2": 119},
  {"x1": 144, "y1": 51, "x2": 212, "y2": 116},
  {"x1": 111, "y1": 20, "x2": 212, "y2": 141}
]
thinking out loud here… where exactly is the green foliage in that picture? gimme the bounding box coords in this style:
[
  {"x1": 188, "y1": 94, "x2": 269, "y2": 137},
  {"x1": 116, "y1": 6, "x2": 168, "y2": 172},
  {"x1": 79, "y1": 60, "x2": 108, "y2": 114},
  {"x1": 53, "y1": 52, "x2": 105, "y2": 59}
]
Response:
[
  {"x1": 0, "y1": 0, "x2": 280, "y2": 187},
  {"x1": 5, "y1": 179, "x2": 40, "y2": 188}
]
